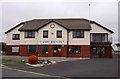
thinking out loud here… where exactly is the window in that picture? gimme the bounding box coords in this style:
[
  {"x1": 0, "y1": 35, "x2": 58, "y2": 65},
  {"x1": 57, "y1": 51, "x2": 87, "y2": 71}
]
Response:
[
  {"x1": 42, "y1": 45, "x2": 48, "y2": 54},
  {"x1": 12, "y1": 46, "x2": 19, "y2": 53},
  {"x1": 92, "y1": 47, "x2": 97, "y2": 55},
  {"x1": 25, "y1": 31, "x2": 35, "y2": 38},
  {"x1": 90, "y1": 33, "x2": 108, "y2": 42},
  {"x1": 69, "y1": 46, "x2": 80, "y2": 54},
  {"x1": 73, "y1": 31, "x2": 84, "y2": 38},
  {"x1": 92, "y1": 47, "x2": 105, "y2": 55},
  {"x1": 57, "y1": 30, "x2": 62, "y2": 38},
  {"x1": 28, "y1": 45, "x2": 37, "y2": 53},
  {"x1": 12, "y1": 34, "x2": 20, "y2": 40},
  {"x1": 97, "y1": 47, "x2": 105, "y2": 54},
  {"x1": 53, "y1": 45, "x2": 62, "y2": 53},
  {"x1": 43, "y1": 30, "x2": 48, "y2": 38}
]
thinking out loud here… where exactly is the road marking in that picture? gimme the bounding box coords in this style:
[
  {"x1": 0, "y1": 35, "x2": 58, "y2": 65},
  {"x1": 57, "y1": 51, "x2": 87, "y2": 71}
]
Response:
[{"x1": 2, "y1": 65, "x2": 60, "y2": 77}]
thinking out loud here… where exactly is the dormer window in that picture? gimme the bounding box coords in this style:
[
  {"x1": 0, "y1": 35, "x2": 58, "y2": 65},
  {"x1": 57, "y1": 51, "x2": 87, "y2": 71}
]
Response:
[
  {"x1": 12, "y1": 34, "x2": 20, "y2": 40},
  {"x1": 25, "y1": 31, "x2": 35, "y2": 38}
]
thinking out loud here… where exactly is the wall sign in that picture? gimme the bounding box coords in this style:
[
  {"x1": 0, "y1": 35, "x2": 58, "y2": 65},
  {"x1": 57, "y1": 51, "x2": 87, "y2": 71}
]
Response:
[{"x1": 41, "y1": 40, "x2": 64, "y2": 45}]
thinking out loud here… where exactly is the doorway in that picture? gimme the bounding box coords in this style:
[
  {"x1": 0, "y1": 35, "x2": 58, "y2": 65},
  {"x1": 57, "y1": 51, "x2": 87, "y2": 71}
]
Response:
[
  {"x1": 91, "y1": 47, "x2": 105, "y2": 58},
  {"x1": 53, "y1": 45, "x2": 62, "y2": 57}
]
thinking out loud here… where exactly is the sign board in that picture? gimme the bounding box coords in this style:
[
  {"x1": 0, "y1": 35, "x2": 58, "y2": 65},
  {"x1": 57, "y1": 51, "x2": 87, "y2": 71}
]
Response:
[{"x1": 40, "y1": 40, "x2": 64, "y2": 45}]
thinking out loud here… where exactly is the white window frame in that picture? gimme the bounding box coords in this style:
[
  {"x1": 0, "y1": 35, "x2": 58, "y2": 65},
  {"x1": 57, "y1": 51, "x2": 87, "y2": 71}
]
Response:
[{"x1": 12, "y1": 46, "x2": 19, "y2": 53}]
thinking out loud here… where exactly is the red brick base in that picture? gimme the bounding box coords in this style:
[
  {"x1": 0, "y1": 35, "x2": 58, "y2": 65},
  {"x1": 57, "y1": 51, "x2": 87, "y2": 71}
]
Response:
[
  {"x1": 68, "y1": 45, "x2": 90, "y2": 57},
  {"x1": 90, "y1": 46, "x2": 112, "y2": 58},
  {"x1": 5, "y1": 45, "x2": 112, "y2": 58}
]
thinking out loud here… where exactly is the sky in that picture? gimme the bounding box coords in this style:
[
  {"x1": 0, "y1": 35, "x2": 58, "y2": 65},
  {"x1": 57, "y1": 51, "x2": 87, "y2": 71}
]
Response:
[{"x1": 0, "y1": 0, "x2": 119, "y2": 44}]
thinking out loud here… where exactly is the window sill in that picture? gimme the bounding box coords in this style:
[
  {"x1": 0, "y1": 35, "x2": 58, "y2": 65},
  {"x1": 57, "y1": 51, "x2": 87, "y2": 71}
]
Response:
[
  {"x1": 25, "y1": 37, "x2": 35, "y2": 38},
  {"x1": 43, "y1": 36, "x2": 48, "y2": 38},
  {"x1": 12, "y1": 39, "x2": 20, "y2": 40},
  {"x1": 73, "y1": 37, "x2": 84, "y2": 38},
  {"x1": 69, "y1": 53, "x2": 80, "y2": 54},
  {"x1": 57, "y1": 37, "x2": 62, "y2": 38}
]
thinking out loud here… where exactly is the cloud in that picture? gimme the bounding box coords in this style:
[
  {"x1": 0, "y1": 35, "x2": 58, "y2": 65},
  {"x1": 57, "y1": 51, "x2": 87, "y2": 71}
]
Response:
[{"x1": 1, "y1": 1, "x2": 118, "y2": 43}]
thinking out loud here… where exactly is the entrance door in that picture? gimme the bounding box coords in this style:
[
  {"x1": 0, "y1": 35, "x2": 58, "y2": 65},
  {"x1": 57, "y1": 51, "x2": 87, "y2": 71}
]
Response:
[
  {"x1": 91, "y1": 47, "x2": 105, "y2": 58},
  {"x1": 91, "y1": 47, "x2": 98, "y2": 58},
  {"x1": 53, "y1": 45, "x2": 62, "y2": 57}
]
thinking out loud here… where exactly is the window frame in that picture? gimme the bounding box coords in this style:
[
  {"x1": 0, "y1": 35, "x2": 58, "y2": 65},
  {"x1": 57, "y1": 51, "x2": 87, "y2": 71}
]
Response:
[
  {"x1": 92, "y1": 47, "x2": 105, "y2": 55},
  {"x1": 42, "y1": 45, "x2": 48, "y2": 54},
  {"x1": 57, "y1": 30, "x2": 62, "y2": 38},
  {"x1": 25, "y1": 31, "x2": 35, "y2": 38},
  {"x1": 69, "y1": 46, "x2": 80, "y2": 54},
  {"x1": 12, "y1": 34, "x2": 20, "y2": 40},
  {"x1": 72, "y1": 30, "x2": 84, "y2": 38},
  {"x1": 28, "y1": 45, "x2": 37, "y2": 53},
  {"x1": 53, "y1": 45, "x2": 62, "y2": 53},
  {"x1": 97, "y1": 47, "x2": 105, "y2": 54},
  {"x1": 90, "y1": 33, "x2": 108, "y2": 42},
  {"x1": 12, "y1": 46, "x2": 19, "y2": 53},
  {"x1": 43, "y1": 30, "x2": 48, "y2": 38}
]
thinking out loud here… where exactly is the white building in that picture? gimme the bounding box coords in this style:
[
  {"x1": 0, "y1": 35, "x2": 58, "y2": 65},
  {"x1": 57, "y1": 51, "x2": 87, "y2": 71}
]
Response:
[{"x1": 5, "y1": 18, "x2": 113, "y2": 58}]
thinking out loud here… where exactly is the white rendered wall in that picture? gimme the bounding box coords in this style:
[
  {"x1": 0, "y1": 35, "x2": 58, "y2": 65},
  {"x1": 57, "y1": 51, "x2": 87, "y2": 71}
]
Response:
[
  {"x1": 90, "y1": 23, "x2": 112, "y2": 42},
  {"x1": 6, "y1": 25, "x2": 23, "y2": 45},
  {"x1": 38, "y1": 22, "x2": 68, "y2": 45},
  {"x1": 20, "y1": 31, "x2": 38, "y2": 45},
  {"x1": 68, "y1": 31, "x2": 90, "y2": 45}
]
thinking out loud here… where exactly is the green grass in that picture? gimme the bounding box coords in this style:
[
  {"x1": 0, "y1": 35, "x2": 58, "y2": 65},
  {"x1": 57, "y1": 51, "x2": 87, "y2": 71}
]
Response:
[{"x1": 2, "y1": 59, "x2": 27, "y2": 64}]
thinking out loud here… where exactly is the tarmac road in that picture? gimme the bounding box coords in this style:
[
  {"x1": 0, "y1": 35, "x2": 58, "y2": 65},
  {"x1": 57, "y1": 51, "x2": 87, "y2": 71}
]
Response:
[{"x1": 2, "y1": 58, "x2": 119, "y2": 78}]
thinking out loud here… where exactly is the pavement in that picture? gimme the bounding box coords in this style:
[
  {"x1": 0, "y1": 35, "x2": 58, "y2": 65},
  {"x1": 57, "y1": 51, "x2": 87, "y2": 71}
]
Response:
[
  {"x1": 1, "y1": 55, "x2": 119, "y2": 78},
  {"x1": 2, "y1": 55, "x2": 90, "y2": 63}
]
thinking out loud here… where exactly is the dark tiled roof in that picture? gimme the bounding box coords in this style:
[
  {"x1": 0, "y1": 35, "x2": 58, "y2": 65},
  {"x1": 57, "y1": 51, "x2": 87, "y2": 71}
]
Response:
[
  {"x1": 18, "y1": 18, "x2": 92, "y2": 31},
  {"x1": 5, "y1": 18, "x2": 113, "y2": 34},
  {"x1": 18, "y1": 19, "x2": 51, "y2": 31},
  {"x1": 54, "y1": 19, "x2": 91, "y2": 30}
]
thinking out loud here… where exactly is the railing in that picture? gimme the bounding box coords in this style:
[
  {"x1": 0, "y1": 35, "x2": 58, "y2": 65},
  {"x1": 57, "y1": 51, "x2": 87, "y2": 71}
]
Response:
[{"x1": 90, "y1": 37, "x2": 112, "y2": 43}]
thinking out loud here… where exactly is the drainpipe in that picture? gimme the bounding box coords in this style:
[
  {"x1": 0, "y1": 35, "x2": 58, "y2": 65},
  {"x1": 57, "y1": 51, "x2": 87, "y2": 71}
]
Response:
[{"x1": 67, "y1": 30, "x2": 69, "y2": 57}]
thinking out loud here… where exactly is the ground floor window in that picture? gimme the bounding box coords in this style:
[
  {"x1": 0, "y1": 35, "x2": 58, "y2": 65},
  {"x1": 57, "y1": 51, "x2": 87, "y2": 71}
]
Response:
[
  {"x1": 28, "y1": 45, "x2": 37, "y2": 53},
  {"x1": 69, "y1": 46, "x2": 80, "y2": 54},
  {"x1": 97, "y1": 47, "x2": 105, "y2": 54},
  {"x1": 53, "y1": 45, "x2": 62, "y2": 53},
  {"x1": 42, "y1": 45, "x2": 48, "y2": 54},
  {"x1": 92, "y1": 47, "x2": 105, "y2": 54},
  {"x1": 12, "y1": 46, "x2": 19, "y2": 53}
]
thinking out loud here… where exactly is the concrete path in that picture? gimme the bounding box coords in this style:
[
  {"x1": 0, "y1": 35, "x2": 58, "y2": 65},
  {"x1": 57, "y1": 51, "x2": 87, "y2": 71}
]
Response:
[{"x1": 2, "y1": 55, "x2": 90, "y2": 63}]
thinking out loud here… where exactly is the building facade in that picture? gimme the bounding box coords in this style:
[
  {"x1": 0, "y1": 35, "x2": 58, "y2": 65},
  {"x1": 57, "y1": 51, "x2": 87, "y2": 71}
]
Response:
[{"x1": 5, "y1": 18, "x2": 113, "y2": 58}]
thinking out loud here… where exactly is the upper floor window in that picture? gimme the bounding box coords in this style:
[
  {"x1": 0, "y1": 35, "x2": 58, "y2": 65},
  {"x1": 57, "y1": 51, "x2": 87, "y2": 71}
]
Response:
[
  {"x1": 73, "y1": 30, "x2": 84, "y2": 38},
  {"x1": 43, "y1": 30, "x2": 48, "y2": 38},
  {"x1": 57, "y1": 30, "x2": 62, "y2": 38},
  {"x1": 90, "y1": 33, "x2": 108, "y2": 42},
  {"x1": 12, "y1": 34, "x2": 20, "y2": 40},
  {"x1": 25, "y1": 31, "x2": 35, "y2": 38}
]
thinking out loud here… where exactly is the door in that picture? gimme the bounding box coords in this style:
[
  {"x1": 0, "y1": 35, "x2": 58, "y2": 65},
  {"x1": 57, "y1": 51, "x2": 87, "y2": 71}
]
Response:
[
  {"x1": 53, "y1": 45, "x2": 62, "y2": 57},
  {"x1": 91, "y1": 47, "x2": 105, "y2": 58},
  {"x1": 91, "y1": 47, "x2": 98, "y2": 58}
]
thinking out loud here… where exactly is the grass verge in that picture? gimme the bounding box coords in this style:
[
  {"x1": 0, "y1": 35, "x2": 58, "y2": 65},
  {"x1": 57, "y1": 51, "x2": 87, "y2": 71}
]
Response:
[{"x1": 2, "y1": 59, "x2": 27, "y2": 64}]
